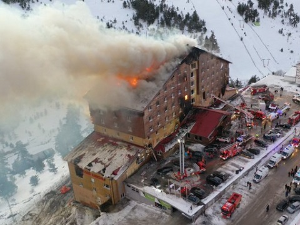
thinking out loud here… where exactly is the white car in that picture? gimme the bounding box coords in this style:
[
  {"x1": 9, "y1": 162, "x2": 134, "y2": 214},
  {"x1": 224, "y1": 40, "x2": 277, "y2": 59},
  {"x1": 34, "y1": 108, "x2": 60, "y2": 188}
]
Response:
[
  {"x1": 216, "y1": 137, "x2": 231, "y2": 143},
  {"x1": 277, "y1": 215, "x2": 288, "y2": 225},
  {"x1": 287, "y1": 201, "x2": 300, "y2": 214}
]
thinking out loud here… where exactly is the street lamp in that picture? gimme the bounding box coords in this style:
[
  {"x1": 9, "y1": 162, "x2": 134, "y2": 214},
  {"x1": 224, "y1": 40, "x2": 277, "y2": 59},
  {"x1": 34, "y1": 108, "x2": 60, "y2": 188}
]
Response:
[{"x1": 178, "y1": 138, "x2": 185, "y2": 178}]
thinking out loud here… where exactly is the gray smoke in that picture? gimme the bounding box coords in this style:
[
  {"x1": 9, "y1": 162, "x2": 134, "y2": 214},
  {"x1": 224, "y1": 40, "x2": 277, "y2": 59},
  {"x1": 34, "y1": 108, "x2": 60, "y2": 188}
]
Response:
[{"x1": 0, "y1": 1, "x2": 196, "y2": 126}]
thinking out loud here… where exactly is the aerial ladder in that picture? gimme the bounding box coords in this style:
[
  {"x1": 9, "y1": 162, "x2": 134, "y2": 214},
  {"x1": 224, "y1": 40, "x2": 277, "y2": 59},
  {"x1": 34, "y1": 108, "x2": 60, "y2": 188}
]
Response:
[{"x1": 211, "y1": 94, "x2": 254, "y2": 128}]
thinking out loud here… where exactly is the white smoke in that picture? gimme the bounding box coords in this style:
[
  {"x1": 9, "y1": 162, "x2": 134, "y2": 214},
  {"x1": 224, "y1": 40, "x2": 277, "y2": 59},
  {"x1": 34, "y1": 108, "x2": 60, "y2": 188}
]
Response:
[{"x1": 0, "y1": 1, "x2": 196, "y2": 126}]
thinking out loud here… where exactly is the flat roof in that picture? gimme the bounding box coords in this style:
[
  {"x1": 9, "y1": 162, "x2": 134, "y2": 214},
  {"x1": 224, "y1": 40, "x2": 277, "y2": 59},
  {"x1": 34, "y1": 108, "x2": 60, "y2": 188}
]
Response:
[{"x1": 64, "y1": 132, "x2": 144, "y2": 179}]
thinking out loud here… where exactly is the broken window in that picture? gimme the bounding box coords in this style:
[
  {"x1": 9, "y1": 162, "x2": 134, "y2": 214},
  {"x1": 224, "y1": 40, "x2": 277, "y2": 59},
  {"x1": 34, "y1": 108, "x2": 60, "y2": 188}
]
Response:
[{"x1": 75, "y1": 165, "x2": 83, "y2": 178}]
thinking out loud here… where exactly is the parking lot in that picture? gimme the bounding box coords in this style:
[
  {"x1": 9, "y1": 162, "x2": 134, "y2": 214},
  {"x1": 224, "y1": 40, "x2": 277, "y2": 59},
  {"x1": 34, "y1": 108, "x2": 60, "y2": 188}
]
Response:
[{"x1": 125, "y1": 83, "x2": 300, "y2": 220}]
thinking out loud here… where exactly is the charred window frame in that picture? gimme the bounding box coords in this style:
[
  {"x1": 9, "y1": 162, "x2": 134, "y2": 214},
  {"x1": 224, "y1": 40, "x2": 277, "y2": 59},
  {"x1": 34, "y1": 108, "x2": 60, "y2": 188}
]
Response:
[{"x1": 75, "y1": 165, "x2": 83, "y2": 178}]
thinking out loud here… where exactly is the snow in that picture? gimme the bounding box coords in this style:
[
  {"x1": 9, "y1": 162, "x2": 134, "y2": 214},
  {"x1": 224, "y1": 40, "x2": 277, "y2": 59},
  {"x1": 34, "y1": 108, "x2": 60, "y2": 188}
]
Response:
[{"x1": 1, "y1": 0, "x2": 300, "y2": 224}]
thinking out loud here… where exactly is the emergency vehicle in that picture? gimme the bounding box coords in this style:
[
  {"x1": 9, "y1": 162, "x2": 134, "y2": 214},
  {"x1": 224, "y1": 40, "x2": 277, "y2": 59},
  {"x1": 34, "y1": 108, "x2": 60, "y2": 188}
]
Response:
[
  {"x1": 250, "y1": 85, "x2": 269, "y2": 95},
  {"x1": 220, "y1": 143, "x2": 243, "y2": 160},
  {"x1": 288, "y1": 111, "x2": 300, "y2": 126},
  {"x1": 221, "y1": 193, "x2": 242, "y2": 218}
]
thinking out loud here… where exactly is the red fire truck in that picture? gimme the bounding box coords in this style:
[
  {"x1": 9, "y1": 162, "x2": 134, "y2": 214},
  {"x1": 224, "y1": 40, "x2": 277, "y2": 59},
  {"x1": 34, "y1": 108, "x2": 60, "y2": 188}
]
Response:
[
  {"x1": 250, "y1": 85, "x2": 269, "y2": 95},
  {"x1": 221, "y1": 193, "x2": 242, "y2": 218},
  {"x1": 247, "y1": 108, "x2": 266, "y2": 120},
  {"x1": 220, "y1": 143, "x2": 243, "y2": 160},
  {"x1": 288, "y1": 111, "x2": 300, "y2": 126}
]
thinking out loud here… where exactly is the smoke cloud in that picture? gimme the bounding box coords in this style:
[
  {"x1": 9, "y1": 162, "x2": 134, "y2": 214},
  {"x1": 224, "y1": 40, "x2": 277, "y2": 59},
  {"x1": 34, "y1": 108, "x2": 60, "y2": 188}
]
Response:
[{"x1": 0, "y1": 1, "x2": 196, "y2": 126}]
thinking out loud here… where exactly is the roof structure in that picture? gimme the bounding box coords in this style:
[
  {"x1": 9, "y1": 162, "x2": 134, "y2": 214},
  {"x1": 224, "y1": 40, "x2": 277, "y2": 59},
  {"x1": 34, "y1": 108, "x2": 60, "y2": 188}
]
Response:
[
  {"x1": 64, "y1": 132, "x2": 144, "y2": 179},
  {"x1": 189, "y1": 108, "x2": 231, "y2": 138}
]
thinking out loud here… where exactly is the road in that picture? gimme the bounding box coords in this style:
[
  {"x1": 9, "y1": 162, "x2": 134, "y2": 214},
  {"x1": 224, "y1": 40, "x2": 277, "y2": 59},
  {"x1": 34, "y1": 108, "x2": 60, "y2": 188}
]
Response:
[{"x1": 233, "y1": 143, "x2": 300, "y2": 225}]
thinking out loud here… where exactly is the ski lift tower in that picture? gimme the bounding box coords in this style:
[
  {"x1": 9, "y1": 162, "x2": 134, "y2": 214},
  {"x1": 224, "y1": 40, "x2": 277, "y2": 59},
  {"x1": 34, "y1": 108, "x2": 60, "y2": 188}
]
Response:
[{"x1": 177, "y1": 138, "x2": 185, "y2": 177}]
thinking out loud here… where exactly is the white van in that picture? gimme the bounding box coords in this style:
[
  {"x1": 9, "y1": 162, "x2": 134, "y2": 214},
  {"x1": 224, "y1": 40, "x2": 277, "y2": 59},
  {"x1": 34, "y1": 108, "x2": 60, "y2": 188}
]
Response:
[
  {"x1": 253, "y1": 166, "x2": 269, "y2": 183},
  {"x1": 281, "y1": 144, "x2": 295, "y2": 159},
  {"x1": 267, "y1": 153, "x2": 282, "y2": 168}
]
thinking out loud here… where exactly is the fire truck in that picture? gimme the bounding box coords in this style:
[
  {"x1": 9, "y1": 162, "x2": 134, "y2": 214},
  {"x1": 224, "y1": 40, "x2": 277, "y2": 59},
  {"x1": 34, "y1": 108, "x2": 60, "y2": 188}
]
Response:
[
  {"x1": 247, "y1": 108, "x2": 266, "y2": 120},
  {"x1": 175, "y1": 163, "x2": 205, "y2": 180},
  {"x1": 220, "y1": 143, "x2": 243, "y2": 160},
  {"x1": 250, "y1": 85, "x2": 269, "y2": 95},
  {"x1": 221, "y1": 193, "x2": 242, "y2": 218},
  {"x1": 292, "y1": 136, "x2": 300, "y2": 148},
  {"x1": 288, "y1": 111, "x2": 300, "y2": 126}
]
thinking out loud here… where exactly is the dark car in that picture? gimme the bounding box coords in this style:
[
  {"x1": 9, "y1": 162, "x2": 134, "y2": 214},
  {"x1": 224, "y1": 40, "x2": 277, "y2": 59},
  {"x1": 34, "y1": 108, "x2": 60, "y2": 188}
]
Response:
[
  {"x1": 288, "y1": 195, "x2": 300, "y2": 203},
  {"x1": 240, "y1": 150, "x2": 255, "y2": 159},
  {"x1": 254, "y1": 138, "x2": 268, "y2": 147},
  {"x1": 276, "y1": 123, "x2": 292, "y2": 130},
  {"x1": 212, "y1": 171, "x2": 229, "y2": 182},
  {"x1": 247, "y1": 148, "x2": 261, "y2": 155},
  {"x1": 190, "y1": 150, "x2": 204, "y2": 159},
  {"x1": 187, "y1": 194, "x2": 201, "y2": 205},
  {"x1": 205, "y1": 143, "x2": 220, "y2": 149},
  {"x1": 276, "y1": 199, "x2": 289, "y2": 211},
  {"x1": 157, "y1": 166, "x2": 173, "y2": 176},
  {"x1": 263, "y1": 133, "x2": 277, "y2": 142},
  {"x1": 294, "y1": 187, "x2": 300, "y2": 195},
  {"x1": 190, "y1": 187, "x2": 206, "y2": 199},
  {"x1": 206, "y1": 174, "x2": 222, "y2": 186},
  {"x1": 150, "y1": 177, "x2": 161, "y2": 188}
]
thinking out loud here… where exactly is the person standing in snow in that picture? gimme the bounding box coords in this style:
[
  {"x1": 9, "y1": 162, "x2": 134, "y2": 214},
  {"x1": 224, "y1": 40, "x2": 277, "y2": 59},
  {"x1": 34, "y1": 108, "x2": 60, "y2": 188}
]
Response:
[{"x1": 266, "y1": 204, "x2": 269, "y2": 212}]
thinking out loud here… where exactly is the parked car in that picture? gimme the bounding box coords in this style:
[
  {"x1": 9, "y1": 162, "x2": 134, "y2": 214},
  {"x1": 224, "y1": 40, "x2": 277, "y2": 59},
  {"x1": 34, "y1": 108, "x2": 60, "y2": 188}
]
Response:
[
  {"x1": 150, "y1": 177, "x2": 161, "y2": 188},
  {"x1": 206, "y1": 174, "x2": 222, "y2": 186},
  {"x1": 254, "y1": 139, "x2": 268, "y2": 147},
  {"x1": 240, "y1": 150, "x2": 255, "y2": 159},
  {"x1": 276, "y1": 199, "x2": 289, "y2": 211},
  {"x1": 267, "y1": 130, "x2": 282, "y2": 138},
  {"x1": 190, "y1": 187, "x2": 206, "y2": 199},
  {"x1": 247, "y1": 148, "x2": 261, "y2": 155},
  {"x1": 157, "y1": 166, "x2": 173, "y2": 176},
  {"x1": 294, "y1": 187, "x2": 300, "y2": 195},
  {"x1": 216, "y1": 136, "x2": 231, "y2": 143},
  {"x1": 263, "y1": 133, "x2": 277, "y2": 142},
  {"x1": 286, "y1": 201, "x2": 300, "y2": 214},
  {"x1": 190, "y1": 150, "x2": 204, "y2": 159},
  {"x1": 187, "y1": 194, "x2": 201, "y2": 205},
  {"x1": 212, "y1": 171, "x2": 229, "y2": 182},
  {"x1": 205, "y1": 143, "x2": 220, "y2": 149},
  {"x1": 276, "y1": 123, "x2": 292, "y2": 130},
  {"x1": 277, "y1": 215, "x2": 289, "y2": 225},
  {"x1": 288, "y1": 195, "x2": 300, "y2": 203}
]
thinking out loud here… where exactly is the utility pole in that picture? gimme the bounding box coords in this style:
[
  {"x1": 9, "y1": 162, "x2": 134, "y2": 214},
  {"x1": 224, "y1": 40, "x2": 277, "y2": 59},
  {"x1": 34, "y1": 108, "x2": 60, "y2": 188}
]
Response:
[{"x1": 262, "y1": 59, "x2": 270, "y2": 67}]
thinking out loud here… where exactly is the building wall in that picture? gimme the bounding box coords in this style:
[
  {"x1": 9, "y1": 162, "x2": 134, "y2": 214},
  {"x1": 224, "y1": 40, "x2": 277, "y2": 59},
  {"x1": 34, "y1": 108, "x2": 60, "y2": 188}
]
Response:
[
  {"x1": 143, "y1": 63, "x2": 192, "y2": 147},
  {"x1": 193, "y1": 54, "x2": 229, "y2": 107}
]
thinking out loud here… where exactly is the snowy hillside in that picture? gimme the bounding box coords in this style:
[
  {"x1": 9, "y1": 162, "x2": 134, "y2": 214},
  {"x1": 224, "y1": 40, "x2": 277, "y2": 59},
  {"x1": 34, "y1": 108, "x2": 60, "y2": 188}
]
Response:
[{"x1": 16, "y1": 0, "x2": 300, "y2": 82}]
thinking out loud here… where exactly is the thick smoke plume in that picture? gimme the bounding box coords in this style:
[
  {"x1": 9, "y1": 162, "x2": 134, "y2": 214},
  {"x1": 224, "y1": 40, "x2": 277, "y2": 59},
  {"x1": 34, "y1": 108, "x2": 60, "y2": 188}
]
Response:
[{"x1": 0, "y1": 1, "x2": 196, "y2": 126}]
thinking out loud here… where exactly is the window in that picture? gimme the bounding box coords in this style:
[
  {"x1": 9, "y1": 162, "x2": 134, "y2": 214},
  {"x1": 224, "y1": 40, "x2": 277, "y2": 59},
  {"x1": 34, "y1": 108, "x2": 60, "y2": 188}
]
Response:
[
  {"x1": 187, "y1": 133, "x2": 190, "y2": 138},
  {"x1": 156, "y1": 101, "x2": 160, "y2": 107},
  {"x1": 150, "y1": 126, "x2": 153, "y2": 132},
  {"x1": 104, "y1": 184, "x2": 110, "y2": 189},
  {"x1": 149, "y1": 116, "x2": 153, "y2": 122},
  {"x1": 165, "y1": 107, "x2": 168, "y2": 112},
  {"x1": 91, "y1": 178, "x2": 95, "y2": 183},
  {"x1": 104, "y1": 128, "x2": 107, "y2": 133},
  {"x1": 191, "y1": 81, "x2": 194, "y2": 86},
  {"x1": 99, "y1": 110, "x2": 103, "y2": 115},
  {"x1": 157, "y1": 111, "x2": 160, "y2": 117},
  {"x1": 130, "y1": 136, "x2": 134, "y2": 141},
  {"x1": 172, "y1": 102, "x2": 175, "y2": 108},
  {"x1": 165, "y1": 117, "x2": 169, "y2": 121},
  {"x1": 100, "y1": 118, "x2": 105, "y2": 124},
  {"x1": 184, "y1": 87, "x2": 187, "y2": 91},
  {"x1": 164, "y1": 86, "x2": 167, "y2": 92},
  {"x1": 113, "y1": 112, "x2": 117, "y2": 119},
  {"x1": 191, "y1": 90, "x2": 194, "y2": 95},
  {"x1": 164, "y1": 97, "x2": 167, "y2": 102},
  {"x1": 148, "y1": 106, "x2": 152, "y2": 111},
  {"x1": 173, "y1": 112, "x2": 176, "y2": 117},
  {"x1": 192, "y1": 98, "x2": 195, "y2": 103},
  {"x1": 157, "y1": 121, "x2": 160, "y2": 127},
  {"x1": 117, "y1": 132, "x2": 120, "y2": 136},
  {"x1": 127, "y1": 116, "x2": 131, "y2": 122},
  {"x1": 191, "y1": 72, "x2": 194, "y2": 78},
  {"x1": 185, "y1": 95, "x2": 188, "y2": 100},
  {"x1": 172, "y1": 93, "x2": 174, "y2": 98},
  {"x1": 75, "y1": 166, "x2": 83, "y2": 178},
  {"x1": 114, "y1": 122, "x2": 118, "y2": 128},
  {"x1": 178, "y1": 90, "x2": 181, "y2": 95},
  {"x1": 79, "y1": 183, "x2": 83, "y2": 187},
  {"x1": 128, "y1": 127, "x2": 132, "y2": 132}
]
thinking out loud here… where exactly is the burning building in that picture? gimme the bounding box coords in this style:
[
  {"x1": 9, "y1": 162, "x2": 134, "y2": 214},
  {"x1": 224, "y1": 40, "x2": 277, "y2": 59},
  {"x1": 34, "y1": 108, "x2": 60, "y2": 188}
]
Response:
[{"x1": 64, "y1": 46, "x2": 231, "y2": 208}]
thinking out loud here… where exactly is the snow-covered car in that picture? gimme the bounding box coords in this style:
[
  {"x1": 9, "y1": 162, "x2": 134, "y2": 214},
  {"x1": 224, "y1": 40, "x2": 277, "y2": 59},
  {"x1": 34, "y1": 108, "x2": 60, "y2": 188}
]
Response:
[
  {"x1": 277, "y1": 215, "x2": 288, "y2": 225},
  {"x1": 240, "y1": 150, "x2": 255, "y2": 159},
  {"x1": 267, "y1": 130, "x2": 282, "y2": 138},
  {"x1": 216, "y1": 136, "x2": 231, "y2": 143},
  {"x1": 254, "y1": 138, "x2": 268, "y2": 147},
  {"x1": 286, "y1": 201, "x2": 300, "y2": 214},
  {"x1": 187, "y1": 194, "x2": 202, "y2": 205}
]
